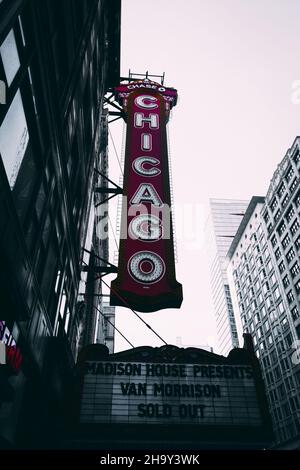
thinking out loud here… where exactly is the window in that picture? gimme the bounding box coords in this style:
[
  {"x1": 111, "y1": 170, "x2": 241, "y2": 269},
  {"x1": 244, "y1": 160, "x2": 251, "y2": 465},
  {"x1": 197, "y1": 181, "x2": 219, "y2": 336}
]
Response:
[
  {"x1": 264, "y1": 212, "x2": 270, "y2": 224},
  {"x1": 267, "y1": 259, "x2": 273, "y2": 272},
  {"x1": 282, "y1": 194, "x2": 289, "y2": 208},
  {"x1": 281, "y1": 317, "x2": 289, "y2": 330},
  {"x1": 278, "y1": 301, "x2": 285, "y2": 314},
  {"x1": 274, "y1": 209, "x2": 281, "y2": 223},
  {"x1": 267, "y1": 335, "x2": 273, "y2": 345},
  {"x1": 274, "y1": 365, "x2": 281, "y2": 380},
  {"x1": 291, "y1": 306, "x2": 299, "y2": 321},
  {"x1": 270, "y1": 310, "x2": 277, "y2": 323},
  {"x1": 294, "y1": 190, "x2": 300, "y2": 208},
  {"x1": 286, "y1": 206, "x2": 295, "y2": 223},
  {"x1": 293, "y1": 151, "x2": 300, "y2": 165},
  {"x1": 281, "y1": 357, "x2": 290, "y2": 372},
  {"x1": 257, "y1": 327, "x2": 262, "y2": 339},
  {"x1": 0, "y1": 29, "x2": 20, "y2": 86},
  {"x1": 273, "y1": 325, "x2": 280, "y2": 337},
  {"x1": 275, "y1": 248, "x2": 281, "y2": 260},
  {"x1": 263, "y1": 356, "x2": 270, "y2": 367},
  {"x1": 254, "y1": 313, "x2": 260, "y2": 324},
  {"x1": 278, "y1": 221, "x2": 286, "y2": 236},
  {"x1": 274, "y1": 287, "x2": 280, "y2": 300},
  {"x1": 286, "y1": 247, "x2": 296, "y2": 263},
  {"x1": 290, "y1": 218, "x2": 300, "y2": 236},
  {"x1": 265, "y1": 371, "x2": 273, "y2": 385},
  {"x1": 259, "y1": 269, "x2": 267, "y2": 281},
  {"x1": 285, "y1": 333, "x2": 293, "y2": 347},
  {"x1": 295, "y1": 236, "x2": 300, "y2": 250},
  {"x1": 289, "y1": 396, "x2": 299, "y2": 412},
  {"x1": 261, "y1": 306, "x2": 267, "y2": 318},
  {"x1": 282, "y1": 233, "x2": 291, "y2": 249},
  {"x1": 290, "y1": 177, "x2": 298, "y2": 193},
  {"x1": 295, "y1": 279, "x2": 300, "y2": 294},
  {"x1": 270, "y1": 389, "x2": 278, "y2": 402},
  {"x1": 278, "y1": 183, "x2": 286, "y2": 198},
  {"x1": 264, "y1": 320, "x2": 270, "y2": 332},
  {"x1": 262, "y1": 282, "x2": 270, "y2": 294},
  {"x1": 282, "y1": 274, "x2": 290, "y2": 288},
  {"x1": 266, "y1": 297, "x2": 273, "y2": 309},
  {"x1": 283, "y1": 402, "x2": 291, "y2": 418},
  {"x1": 270, "y1": 198, "x2": 278, "y2": 212},
  {"x1": 0, "y1": 90, "x2": 29, "y2": 188},
  {"x1": 279, "y1": 261, "x2": 285, "y2": 274},
  {"x1": 285, "y1": 376, "x2": 295, "y2": 391},
  {"x1": 287, "y1": 290, "x2": 294, "y2": 303},
  {"x1": 271, "y1": 234, "x2": 277, "y2": 247},
  {"x1": 286, "y1": 166, "x2": 294, "y2": 182},
  {"x1": 291, "y1": 262, "x2": 300, "y2": 278},
  {"x1": 278, "y1": 384, "x2": 285, "y2": 399}
]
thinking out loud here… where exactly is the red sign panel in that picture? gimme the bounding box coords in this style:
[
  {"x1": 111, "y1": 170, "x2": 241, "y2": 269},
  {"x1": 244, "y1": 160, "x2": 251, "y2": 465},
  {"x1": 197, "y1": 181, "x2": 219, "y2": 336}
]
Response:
[
  {"x1": 0, "y1": 320, "x2": 23, "y2": 373},
  {"x1": 110, "y1": 80, "x2": 183, "y2": 312}
]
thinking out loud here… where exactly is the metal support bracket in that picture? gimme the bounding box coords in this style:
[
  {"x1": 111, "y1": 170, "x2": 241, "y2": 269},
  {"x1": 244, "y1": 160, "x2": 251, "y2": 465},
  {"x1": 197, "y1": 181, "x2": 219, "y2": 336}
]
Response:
[
  {"x1": 81, "y1": 249, "x2": 118, "y2": 276},
  {"x1": 94, "y1": 168, "x2": 123, "y2": 206}
]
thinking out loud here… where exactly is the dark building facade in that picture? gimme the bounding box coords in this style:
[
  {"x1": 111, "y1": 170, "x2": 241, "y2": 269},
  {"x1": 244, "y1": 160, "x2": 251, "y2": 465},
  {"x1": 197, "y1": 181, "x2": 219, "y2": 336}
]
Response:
[{"x1": 0, "y1": 0, "x2": 120, "y2": 448}]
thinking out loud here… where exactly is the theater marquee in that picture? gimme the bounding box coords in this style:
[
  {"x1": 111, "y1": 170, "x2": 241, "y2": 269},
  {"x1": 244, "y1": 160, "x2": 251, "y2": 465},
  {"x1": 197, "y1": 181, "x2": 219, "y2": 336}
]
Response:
[
  {"x1": 80, "y1": 360, "x2": 262, "y2": 426},
  {"x1": 110, "y1": 80, "x2": 183, "y2": 312}
]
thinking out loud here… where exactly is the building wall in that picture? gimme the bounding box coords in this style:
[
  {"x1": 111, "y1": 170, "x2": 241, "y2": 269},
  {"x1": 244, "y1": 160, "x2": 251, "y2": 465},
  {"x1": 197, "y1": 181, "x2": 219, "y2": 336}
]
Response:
[
  {"x1": 227, "y1": 151, "x2": 300, "y2": 448},
  {"x1": 205, "y1": 199, "x2": 249, "y2": 356},
  {"x1": 0, "y1": 0, "x2": 120, "y2": 448}
]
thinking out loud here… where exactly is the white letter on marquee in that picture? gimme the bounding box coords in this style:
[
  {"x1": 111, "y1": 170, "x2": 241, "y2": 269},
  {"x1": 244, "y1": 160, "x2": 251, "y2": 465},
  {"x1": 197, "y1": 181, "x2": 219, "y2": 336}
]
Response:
[
  {"x1": 135, "y1": 95, "x2": 158, "y2": 109},
  {"x1": 130, "y1": 183, "x2": 162, "y2": 207},
  {"x1": 128, "y1": 251, "x2": 165, "y2": 284},
  {"x1": 129, "y1": 214, "x2": 162, "y2": 241},
  {"x1": 141, "y1": 133, "x2": 152, "y2": 151},
  {"x1": 132, "y1": 157, "x2": 161, "y2": 177},
  {"x1": 134, "y1": 113, "x2": 159, "y2": 129}
]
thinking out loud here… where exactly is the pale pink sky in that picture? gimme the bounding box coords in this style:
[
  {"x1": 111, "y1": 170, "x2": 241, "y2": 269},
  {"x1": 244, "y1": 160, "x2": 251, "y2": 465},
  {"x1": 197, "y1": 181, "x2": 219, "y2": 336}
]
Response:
[{"x1": 106, "y1": 0, "x2": 300, "y2": 352}]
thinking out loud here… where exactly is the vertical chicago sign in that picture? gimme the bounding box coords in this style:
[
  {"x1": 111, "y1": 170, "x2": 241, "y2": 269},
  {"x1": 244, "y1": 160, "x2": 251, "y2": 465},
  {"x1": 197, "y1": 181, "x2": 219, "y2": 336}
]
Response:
[{"x1": 110, "y1": 80, "x2": 183, "y2": 312}]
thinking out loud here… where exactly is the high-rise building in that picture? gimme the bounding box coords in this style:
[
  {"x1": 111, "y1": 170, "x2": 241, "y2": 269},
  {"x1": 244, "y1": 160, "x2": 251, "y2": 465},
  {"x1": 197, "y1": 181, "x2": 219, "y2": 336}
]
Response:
[
  {"x1": 0, "y1": 0, "x2": 120, "y2": 448},
  {"x1": 96, "y1": 302, "x2": 115, "y2": 354},
  {"x1": 227, "y1": 138, "x2": 300, "y2": 448},
  {"x1": 205, "y1": 199, "x2": 249, "y2": 356}
]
